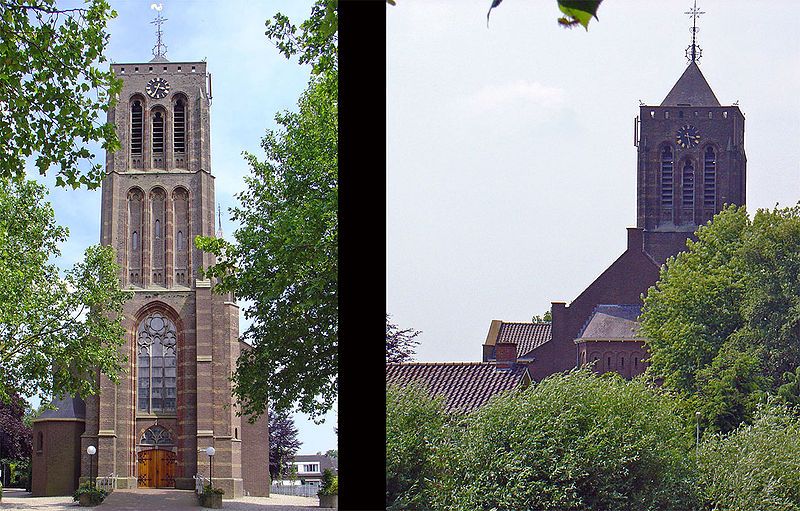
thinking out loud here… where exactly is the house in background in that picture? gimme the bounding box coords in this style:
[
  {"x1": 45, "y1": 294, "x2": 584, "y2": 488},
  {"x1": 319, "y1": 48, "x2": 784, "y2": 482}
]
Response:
[{"x1": 273, "y1": 454, "x2": 338, "y2": 487}]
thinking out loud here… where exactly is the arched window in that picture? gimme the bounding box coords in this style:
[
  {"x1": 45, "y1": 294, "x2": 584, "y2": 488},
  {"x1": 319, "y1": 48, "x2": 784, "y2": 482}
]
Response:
[
  {"x1": 140, "y1": 425, "x2": 174, "y2": 445},
  {"x1": 661, "y1": 146, "x2": 674, "y2": 218},
  {"x1": 128, "y1": 189, "x2": 144, "y2": 286},
  {"x1": 704, "y1": 146, "x2": 716, "y2": 209},
  {"x1": 151, "y1": 189, "x2": 166, "y2": 286},
  {"x1": 682, "y1": 160, "x2": 694, "y2": 208},
  {"x1": 152, "y1": 109, "x2": 166, "y2": 169},
  {"x1": 173, "y1": 188, "x2": 189, "y2": 286},
  {"x1": 137, "y1": 312, "x2": 177, "y2": 413},
  {"x1": 131, "y1": 99, "x2": 143, "y2": 169},
  {"x1": 173, "y1": 98, "x2": 186, "y2": 168}
]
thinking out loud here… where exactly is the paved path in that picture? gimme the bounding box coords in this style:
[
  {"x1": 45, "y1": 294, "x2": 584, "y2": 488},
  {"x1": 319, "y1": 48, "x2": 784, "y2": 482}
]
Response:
[{"x1": 0, "y1": 488, "x2": 322, "y2": 511}]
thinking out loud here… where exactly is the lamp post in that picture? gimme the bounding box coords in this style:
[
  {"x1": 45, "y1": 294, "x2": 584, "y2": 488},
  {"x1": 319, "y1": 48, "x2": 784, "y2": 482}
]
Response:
[
  {"x1": 205, "y1": 446, "x2": 215, "y2": 488},
  {"x1": 87, "y1": 446, "x2": 97, "y2": 487}
]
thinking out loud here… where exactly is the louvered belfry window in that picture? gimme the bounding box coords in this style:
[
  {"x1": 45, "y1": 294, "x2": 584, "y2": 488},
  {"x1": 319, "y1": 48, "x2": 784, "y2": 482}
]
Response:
[
  {"x1": 152, "y1": 111, "x2": 165, "y2": 154},
  {"x1": 661, "y1": 146, "x2": 674, "y2": 223},
  {"x1": 704, "y1": 146, "x2": 716, "y2": 208},
  {"x1": 174, "y1": 99, "x2": 185, "y2": 153}
]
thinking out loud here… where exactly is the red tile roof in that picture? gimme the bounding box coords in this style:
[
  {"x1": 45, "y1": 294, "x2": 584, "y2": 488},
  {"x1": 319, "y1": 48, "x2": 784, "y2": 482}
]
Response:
[
  {"x1": 386, "y1": 362, "x2": 529, "y2": 413},
  {"x1": 496, "y1": 322, "x2": 552, "y2": 358}
]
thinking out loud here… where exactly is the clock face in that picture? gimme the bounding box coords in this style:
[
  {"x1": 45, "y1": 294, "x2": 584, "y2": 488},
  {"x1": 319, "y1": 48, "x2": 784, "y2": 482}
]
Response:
[
  {"x1": 145, "y1": 77, "x2": 170, "y2": 99},
  {"x1": 676, "y1": 124, "x2": 701, "y2": 148}
]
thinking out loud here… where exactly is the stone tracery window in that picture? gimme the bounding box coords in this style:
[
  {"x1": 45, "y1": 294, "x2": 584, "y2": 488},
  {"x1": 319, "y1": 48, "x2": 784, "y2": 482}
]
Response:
[
  {"x1": 137, "y1": 312, "x2": 177, "y2": 413},
  {"x1": 140, "y1": 425, "x2": 174, "y2": 445}
]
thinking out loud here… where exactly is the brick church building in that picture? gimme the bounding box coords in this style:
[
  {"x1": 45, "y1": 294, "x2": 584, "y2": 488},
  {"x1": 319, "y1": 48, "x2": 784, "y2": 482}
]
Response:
[
  {"x1": 31, "y1": 47, "x2": 269, "y2": 497},
  {"x1": 390, "y1": 50, "x2": 747, "y2": 409}
]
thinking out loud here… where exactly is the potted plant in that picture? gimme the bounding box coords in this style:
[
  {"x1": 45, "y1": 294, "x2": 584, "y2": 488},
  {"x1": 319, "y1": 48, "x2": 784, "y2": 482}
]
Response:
[
  {"x1": 199, "y1": 483, "x2": 224, "y2": 508},
  {"x1": 318, "y1": 468, "x2": 338, "y2": 509},
  {"x1": 73, "y1": 481, "x2": 108, "y2": 507}
]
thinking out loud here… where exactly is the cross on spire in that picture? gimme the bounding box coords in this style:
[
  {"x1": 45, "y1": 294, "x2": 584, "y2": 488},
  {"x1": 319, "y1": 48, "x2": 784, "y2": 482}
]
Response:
[
  {"x1": 684, "y1": 0, "x2": 705, "y2": 63},
  {"x1": 150, "y1": 3, "x2": 168, "y2": 59}
]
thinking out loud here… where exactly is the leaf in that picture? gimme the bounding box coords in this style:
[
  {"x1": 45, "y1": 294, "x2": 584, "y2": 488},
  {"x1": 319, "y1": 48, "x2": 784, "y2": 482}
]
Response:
[
  {"x1": 486, "y1": 0, "x2": 503, "y2": 27},
  {"x1": 557, "y1": 0, "x2": 602, "y2": 30}
]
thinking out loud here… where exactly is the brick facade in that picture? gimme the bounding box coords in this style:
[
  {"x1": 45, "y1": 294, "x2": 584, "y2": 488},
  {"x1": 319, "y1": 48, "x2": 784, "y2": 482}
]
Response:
[{"x1": 32, "y1": 56, "x2": 269, "y2": 497}]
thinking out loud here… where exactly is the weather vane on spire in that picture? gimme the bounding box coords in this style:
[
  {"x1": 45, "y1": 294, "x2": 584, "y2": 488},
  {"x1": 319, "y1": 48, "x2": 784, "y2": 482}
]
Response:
[
  {"x1": 684, "y1": 0, "x2": 705, "y2": 64},
  {"x1": 150, "y1": 3, "x2": 168, "y2": 59}
]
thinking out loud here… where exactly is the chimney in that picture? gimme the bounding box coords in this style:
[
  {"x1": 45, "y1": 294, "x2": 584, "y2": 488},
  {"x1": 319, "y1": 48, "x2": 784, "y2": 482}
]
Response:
[
  {"x1": 627, "y1": 227, "x2": 644, "y2": 252},
  {"x1": 482, "y1": 320, "x2": 503, "y2": 362},
  {"x1": 495, "y1": 342, "x2": 517, "y2": 370}
]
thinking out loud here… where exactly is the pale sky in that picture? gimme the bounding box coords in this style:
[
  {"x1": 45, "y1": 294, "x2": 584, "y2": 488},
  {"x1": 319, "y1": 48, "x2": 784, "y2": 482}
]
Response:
[
  {"x1": 387, "y1": 1, "x2": 800, "y2": 363},
  {"x1": 27, "y1": 0, "x2": 336, "y2": 455}
]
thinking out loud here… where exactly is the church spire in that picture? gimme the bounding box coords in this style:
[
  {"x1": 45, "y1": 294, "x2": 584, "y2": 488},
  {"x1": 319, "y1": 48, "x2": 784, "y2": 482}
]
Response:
[
  {"x1": 684, "y1": 1, "x2": 704, "y2": 64},
  {"x1": 150, "y1": 3, "x2": 169, "y2": 62}
]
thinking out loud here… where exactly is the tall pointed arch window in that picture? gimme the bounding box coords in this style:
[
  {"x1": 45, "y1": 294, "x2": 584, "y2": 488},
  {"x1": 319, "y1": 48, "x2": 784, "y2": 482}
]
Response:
[
  {"x1": 682, "y1": 160, "x2": 694, "y2": 208},
  {"x1": 131, "y1": 99, "x2": 143, "y2": 168},
  {"x1": 152, "y1": 110, "x2": 165, "y2": 169},
  {"x1": 704, "y1": 146, "x2": 716, "y2": 209},
  {"x1": 128, "y1": 188, "x2": 144, "y2": 286},
  {"x1": 173, "y1": 188, "x2": 189, "y2": 285},
  {"x1": 151, "y1": 188, "x2": 166, "y2": 286},
  {"x1": 173, "y1": 98, "x2": 187, "y2": 168},
  {"x1": 661, "y1": 146, "x2": 674, "y2": 221},
  {"x1": 137, "y1": 312, "x2": 177, "y2": 413}
]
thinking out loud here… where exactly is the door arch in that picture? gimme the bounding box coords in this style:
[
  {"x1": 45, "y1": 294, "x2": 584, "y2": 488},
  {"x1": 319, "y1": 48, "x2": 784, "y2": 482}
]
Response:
[{"x1": 137, "y1": 425, "x2": 176, "y2": 488}]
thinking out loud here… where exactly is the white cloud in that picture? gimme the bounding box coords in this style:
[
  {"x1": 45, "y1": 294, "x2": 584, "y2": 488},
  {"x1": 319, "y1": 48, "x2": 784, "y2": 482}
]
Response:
[{"x1": 460, "y1": 79, "x2": 567, "y2": 113}]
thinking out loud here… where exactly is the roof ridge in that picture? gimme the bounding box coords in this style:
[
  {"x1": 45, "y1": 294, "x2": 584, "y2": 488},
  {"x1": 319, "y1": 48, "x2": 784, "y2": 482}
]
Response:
[{"x1": 387, "y1": 361, "x2": 488, "y2": 367}]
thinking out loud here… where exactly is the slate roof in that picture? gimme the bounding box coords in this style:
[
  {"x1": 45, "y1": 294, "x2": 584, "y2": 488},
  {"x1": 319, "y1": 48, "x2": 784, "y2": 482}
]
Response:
[
  {"x1": 577, "y1": 304, "x2": 643, "y2": 341},
  {"x1": 34, "y1": 395, "x2": 86, "y2": 421},
  {"x1": 386, "y1": 362, "x2": 529, "y2": 413},
  {"x1": 496, "y1": 322, "x2": 552, "y2": 358},
  {"x1": 661, "y1": 62, "x2": 721, "y2": 106}
]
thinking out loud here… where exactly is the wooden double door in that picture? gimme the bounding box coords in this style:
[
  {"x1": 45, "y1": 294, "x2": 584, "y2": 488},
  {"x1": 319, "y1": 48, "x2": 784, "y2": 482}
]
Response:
[{"x1": 137, "y1": 448, "x2": 177, "y2": 488}]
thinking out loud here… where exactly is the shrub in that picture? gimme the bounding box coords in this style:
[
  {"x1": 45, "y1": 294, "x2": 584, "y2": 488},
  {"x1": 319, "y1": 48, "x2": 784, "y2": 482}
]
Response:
[
  {"x1": 386, "y1": 383, "x2": 448, "y2": 510},
  {"x1": 203, "y1": 483, "x2": 225, "y2": 495},
  {"x1": 699, "y1": 402, "x2": 800, "y2": 510},
  {"x1": 73, "y1": 481, "x2": 108, "y2": 505},
  {"x1": 442, "y1": 370, "x2": 701, "y2": 511},
  {"x1": 318, "y1": 468, "x2": 338, "y2": 496}
]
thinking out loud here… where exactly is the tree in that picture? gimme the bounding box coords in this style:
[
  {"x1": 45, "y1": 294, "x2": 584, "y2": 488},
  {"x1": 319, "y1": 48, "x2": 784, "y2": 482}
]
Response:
[
  {"x1": 642, "y1": 204, "x2": 800, "y2": 432},
  {"x1": 0, "y1": 392, "x2": 31, "y2": 461},
  {"x1": 386, "y1": 314, "x2": 421, "y2": 363},
  {"x1": 0, "y1": 178, "x2": 130, "y2": 402},
  {"x1": 0, "y1": 0, "x2": 121, "y2": 189},
  {"x1": 386, "y1": 383, "x2": 448, "y2": 511},
  {"x1": 268, "y1": 408, "x2": 302, "y2": 482},
  {"x1": 195, "y1": 0, "x2": 337, "y2": 419},
  {"x1": 324, "y1": 449, "x2": 338, "y2": 458},
  {"x1": 440, "y1": 370, "x2": 700, "y2": 511},
  {"x1": 531, "y1": 310, "x2": 552, "y2": 323}
]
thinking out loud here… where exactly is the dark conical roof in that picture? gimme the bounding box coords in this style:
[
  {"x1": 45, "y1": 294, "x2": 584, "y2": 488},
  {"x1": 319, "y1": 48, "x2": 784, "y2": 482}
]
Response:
[
  {"x1": 36, "y1": 395, "x2": 86, "y2": 420},
  {"x1": 660, "y1": 62, "x2": 720, "y2": 106}
]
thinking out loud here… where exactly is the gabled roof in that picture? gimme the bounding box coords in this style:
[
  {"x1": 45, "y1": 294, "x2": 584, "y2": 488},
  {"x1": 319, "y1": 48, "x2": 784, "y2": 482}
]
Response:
[
  {"x1": 498, "y1": 322, "x2": 552, "y2": 358},
  {"x1": 576, "y1": 304, "x2": 643, "y2": 341},
  {"x1": 661, "y1": 62, "x2": 720, "y2": 106},
  {"x1": 386, "y1": 362, "x2": 529, "y2": 413}
]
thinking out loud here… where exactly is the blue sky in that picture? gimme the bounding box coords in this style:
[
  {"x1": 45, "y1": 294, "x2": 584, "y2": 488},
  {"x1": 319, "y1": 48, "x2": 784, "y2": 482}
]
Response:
[
  {"x1": 387, "y1": 1, "x2": 800, "y2": 362},
  {"x1": 27, "y1": 0, "x2": 336, "y2": 455}
]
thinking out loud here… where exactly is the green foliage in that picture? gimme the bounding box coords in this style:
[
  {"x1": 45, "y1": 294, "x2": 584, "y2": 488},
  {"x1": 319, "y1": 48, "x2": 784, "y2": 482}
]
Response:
[
  {"x1": 486, "y1": 0, "x2": 603, "y2": 30},
  {"x1": 532, "y1": 309, "x2": 552, "y2": 323},
  {"x1": 0, "y1": 0, "x2": 122, "y2": 189},
  {"x1": 642, "y1": 204, "x2": 800, "y2": 431},
  {"x1": 386, "y1": 383, "x2": 448, "y2": 511},
  {"x1": 694, "y1": 343, "x2": 767, "y2": 433},
  {"x1": 73, "y1": 480, "x2": 108, "y2": 504},
  {"x1": 778, "y1": 366, "x2": 800, "y2": 408},
  {"x1": 318, "y1": 468, "x2": 338, "y2": 496},
  {"x1": 203, "y1": 483, "x2": 225, "y2": 495},
  {"x1": 441, "y1": 370, "x2": 699, "y2": 511},
  {"x1": 699, "y1": 403, "x2": 800, "y2": 510},
  {"x1": 0, "y1": 178, "x2": 130, "y2": 402},
  {"x1": 195, "y1": 0, "x2": 337, "y2": 419}
]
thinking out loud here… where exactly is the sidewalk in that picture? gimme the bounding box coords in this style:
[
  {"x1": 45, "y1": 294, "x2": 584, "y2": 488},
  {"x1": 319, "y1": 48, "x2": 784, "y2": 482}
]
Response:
[{"x1": 0, "y1": 488, "x2": 322, "y2": 510}]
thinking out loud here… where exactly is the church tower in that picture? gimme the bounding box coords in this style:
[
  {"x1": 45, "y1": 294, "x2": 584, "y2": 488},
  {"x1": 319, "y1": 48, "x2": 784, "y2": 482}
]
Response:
[
  {"x1": 635, "y1": 6, "x2": 746, "y2": 264},
  {"x1": 71, "y1": 16, "x2": 268, "y2": 498}
]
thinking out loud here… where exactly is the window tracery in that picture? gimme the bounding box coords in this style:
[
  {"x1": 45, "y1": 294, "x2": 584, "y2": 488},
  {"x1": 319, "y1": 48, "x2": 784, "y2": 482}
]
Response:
[{"x1": 137, "y1": 312, "x2": 177, "y2": 413}]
